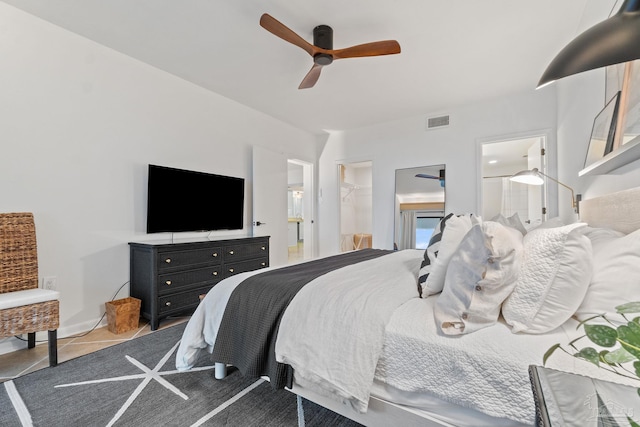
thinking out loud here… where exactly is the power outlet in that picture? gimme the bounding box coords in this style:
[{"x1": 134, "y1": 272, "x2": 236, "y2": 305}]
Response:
[{"x1": 43, "y1": 276, "x2": 57, "y2": 291}]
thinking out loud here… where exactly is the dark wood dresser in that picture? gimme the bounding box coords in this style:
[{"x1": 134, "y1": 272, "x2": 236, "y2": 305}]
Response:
[{"x1": 129, "y1": 236, "x2": 269, "y2": 330}]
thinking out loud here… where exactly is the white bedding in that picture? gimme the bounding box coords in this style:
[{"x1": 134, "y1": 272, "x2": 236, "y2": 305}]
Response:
[
  {"x1": 376, "y1": 296, "x2": 576, "y2": 424},
  {"x1": 174, "y1": 249, "x2": 618, "y2": 426},
  {"x1": 275, "y1": 249, "x2": 421, "y2": 413}
]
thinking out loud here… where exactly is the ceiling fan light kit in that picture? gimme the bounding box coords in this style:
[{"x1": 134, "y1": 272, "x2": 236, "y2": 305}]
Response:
[
  {"x1": 259, "y1": 13, "x2": 401, "y2": 89},
  {"x1": 538, "y1": 0, "x2": 640, "y2": 88}
]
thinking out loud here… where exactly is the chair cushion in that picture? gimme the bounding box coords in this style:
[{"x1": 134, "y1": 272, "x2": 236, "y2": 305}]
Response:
[{"x1": 0, "y1": 289, "x2": 60, "y2": 310}]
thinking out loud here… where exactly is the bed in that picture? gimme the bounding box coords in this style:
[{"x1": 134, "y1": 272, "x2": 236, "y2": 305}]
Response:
[{"x1": 176, "y1": 187, "x2": 640, "y2": 427}]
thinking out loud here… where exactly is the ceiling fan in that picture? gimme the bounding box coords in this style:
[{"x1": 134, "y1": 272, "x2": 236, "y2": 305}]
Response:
[
  {"x1": 259, "y1": 13, "x2": 401, "y2": 89},
  {"x1": 415, "y1": 169, "x2": 445, "y2": 187}
]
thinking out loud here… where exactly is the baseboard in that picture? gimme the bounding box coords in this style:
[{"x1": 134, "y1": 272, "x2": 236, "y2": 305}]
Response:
[{"x1": 0, "y1": 317, "x2": 108, "y2": 356}]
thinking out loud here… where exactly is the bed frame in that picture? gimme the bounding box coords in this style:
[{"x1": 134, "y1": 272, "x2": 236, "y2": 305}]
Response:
[{"x1": 215, "y1": 186, "x2": 640, "y2": 427}]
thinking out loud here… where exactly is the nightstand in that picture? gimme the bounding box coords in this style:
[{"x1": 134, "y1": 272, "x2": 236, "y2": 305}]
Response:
[{"x1": 529, "y1": 365, "x2": 640, "y2": 426}]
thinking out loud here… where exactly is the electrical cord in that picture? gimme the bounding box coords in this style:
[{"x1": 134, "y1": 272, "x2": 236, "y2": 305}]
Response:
[{"x1": 13, "y1": 280, "x2": 130, "y2": 343}]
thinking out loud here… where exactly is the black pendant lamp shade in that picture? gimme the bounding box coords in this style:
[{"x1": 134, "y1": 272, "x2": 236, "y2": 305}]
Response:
[{"x1": 538, "y1": 0, "x2": 640, "y2": 88}]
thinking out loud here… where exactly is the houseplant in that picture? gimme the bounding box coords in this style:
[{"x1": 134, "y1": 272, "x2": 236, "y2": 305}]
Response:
[{"x1": 545, "y1": 301, "x2": 640, "y2": 426}]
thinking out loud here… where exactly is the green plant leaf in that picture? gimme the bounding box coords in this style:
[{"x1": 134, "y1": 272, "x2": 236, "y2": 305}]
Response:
[
  {"x1": 616, "y1": 302, "x2": 640, "y2": 314},
  {"x1": 576, "y1": 314, "x2": 606, "y2": 329},
  {"x1": 618, "y1": 323, "x2": 640, "y2": 359},
  {"x1": 634, "y1": 361, "x2": 640, "y2": 378},
  {"x1": 575, "y1": 347, "x2": 599, "y2": 366},
  {"x1": 584, "y1": 324, "x2": 618, "y2": 347},
  {"x1": 543, "y1": 343, "x2": 560, "y2": 365},
  {"x1": 628, "y1": 415, "x2": 640, "y2": 427},
  {"x1": 604, "y1": 347, "x2": 636, "y2": 364}
]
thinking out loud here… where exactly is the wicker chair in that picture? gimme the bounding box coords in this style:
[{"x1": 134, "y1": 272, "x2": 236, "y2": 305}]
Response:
[{"x1": 0, "y1": 213, "x2": 59, "y2": 367}]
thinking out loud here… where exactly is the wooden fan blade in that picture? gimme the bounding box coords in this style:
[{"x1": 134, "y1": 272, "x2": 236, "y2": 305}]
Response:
[
  {"x1": 331, "y1": 40, "x2": 401, "y2": 59},
  {"x1": 299, "y1": 64, "x2": 323, "y2": 89},
  {"x1": 260, "y1": 14, "x2": 318, "y2": 57}
]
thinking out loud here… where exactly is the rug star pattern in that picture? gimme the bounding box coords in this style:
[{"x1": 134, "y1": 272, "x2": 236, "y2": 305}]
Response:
[{"x1": 55, "y1": 340, "x2": 215, "y2": 427}]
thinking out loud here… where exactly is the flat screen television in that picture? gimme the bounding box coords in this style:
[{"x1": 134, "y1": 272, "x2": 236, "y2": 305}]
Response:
[{"x1": 146, "y1": 164, "x2": 245, "y2": 233}]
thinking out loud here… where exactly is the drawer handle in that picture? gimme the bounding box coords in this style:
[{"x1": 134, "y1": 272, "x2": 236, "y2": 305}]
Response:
[
  {"x1": 229, "y1": 250, "x2": 234, "y2": 255},
  {"x1": 165, "y1": 301, "x2": 171, "y2": 307},
  {"x1": 212, "y1": 253, "x2": 218, "y2": 257},
  {"x1": 212, "y1": 271, "x2": 218, "y2": 276},
  {"x1": 229, "y1": 268, "x2": 234, "y2": 273},
  {"x1": 165, "y1": 280, "x2": 172, "y2": 286},
  {"x1": 261, "y1": 262, "x2": 266, "y2": 266},
  {"x1": 165, "y1": 258, "x2": 171, "y2": 264},
  {"x1": 261, "y1": 246, "x2": 266, "y2": 250}
]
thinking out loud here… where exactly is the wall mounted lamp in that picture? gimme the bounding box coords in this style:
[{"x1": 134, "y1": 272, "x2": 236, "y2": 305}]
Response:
[
  {"x1": 510, "y1": 168, "x2": 580, "y2": 213},
  {"x1": 538, "y1": 0, "x2": 640, "y2": 89}
]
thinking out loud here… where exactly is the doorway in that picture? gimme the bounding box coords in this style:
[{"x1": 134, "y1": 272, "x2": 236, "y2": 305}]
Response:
[
  {"x1": 481, "y1": 135, "x2": 547, "y2": 229},
  {"x1": 338, "y1": 161, "x2": 373, "y2": 252},
  {"x1": 287, "y1": 159, "x2": 314, "y2": 263}
]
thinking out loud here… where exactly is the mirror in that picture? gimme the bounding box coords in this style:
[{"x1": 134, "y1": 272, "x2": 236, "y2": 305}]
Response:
[{"x1": 394, "y1": 165, "x2": 445, "y2": 250}]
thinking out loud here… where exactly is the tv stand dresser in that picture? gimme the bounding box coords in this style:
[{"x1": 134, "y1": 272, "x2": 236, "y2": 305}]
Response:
[{"x1": 129, "y1": 236, "x2": 269, "y2": 330}]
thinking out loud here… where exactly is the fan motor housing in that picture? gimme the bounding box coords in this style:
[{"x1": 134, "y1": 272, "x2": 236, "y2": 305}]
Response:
[
  {"x1": 313, "y1": 25, "x2": 333, "y2": 49},
  {"x1": 313, "y1": 25, "x2": 333, "y2": 65}
]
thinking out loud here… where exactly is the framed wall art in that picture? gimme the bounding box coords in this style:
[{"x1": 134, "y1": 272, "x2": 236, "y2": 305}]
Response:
[
  {"x1": 619, "y1": 61, "x2": 640, "y2": 146},
  {"x1": 584, "y1": 91, "x2": 620, "y2": 169}
]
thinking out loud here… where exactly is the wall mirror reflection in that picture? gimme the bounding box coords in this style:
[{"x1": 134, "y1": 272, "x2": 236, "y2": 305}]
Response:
[{"x1": 394, "y1": 165, "x2": 445, "y2": 250}]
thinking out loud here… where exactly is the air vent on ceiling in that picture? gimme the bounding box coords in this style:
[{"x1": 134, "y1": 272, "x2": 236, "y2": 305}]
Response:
[{"x1": 426, "y1": 115, "x2": 450, "y2": 130}]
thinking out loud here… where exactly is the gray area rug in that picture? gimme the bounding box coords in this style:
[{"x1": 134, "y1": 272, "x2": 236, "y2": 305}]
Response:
[{"x1": 0, "y1": 323, "x2": 362, "y2": 426}]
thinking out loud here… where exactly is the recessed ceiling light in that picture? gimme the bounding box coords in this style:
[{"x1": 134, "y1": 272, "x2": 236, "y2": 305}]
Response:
[{"x1": 488, "y1": 160, "x2": 498, "y2": 164}]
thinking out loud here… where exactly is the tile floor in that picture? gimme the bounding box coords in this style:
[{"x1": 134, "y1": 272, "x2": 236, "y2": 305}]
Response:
[{"x1": 0, "y1": 316, "x2": 190, "y2": 383}]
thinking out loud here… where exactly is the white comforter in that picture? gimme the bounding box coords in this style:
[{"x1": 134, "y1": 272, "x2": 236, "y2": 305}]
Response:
[
  {"x1": 175, "y1": 249, "x2": 624, "y2": 425},
  {"x1": 275, "y1": 249, "x2": 421, "y2": 413}
]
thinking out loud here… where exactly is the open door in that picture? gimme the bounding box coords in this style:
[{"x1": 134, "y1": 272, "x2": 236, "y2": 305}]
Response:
[
  {"x1": 526, "y1": 138, "x2": 545, "y2": 228},
  {"x1": 481, "y1": 135, "x2": 547, "y2": 229},
  {"x1": 252, "y1": 146, "x2": 288, "y2": 267}
]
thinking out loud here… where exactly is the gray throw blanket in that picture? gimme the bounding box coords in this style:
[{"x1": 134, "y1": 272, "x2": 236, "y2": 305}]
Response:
[{"x1": 211, "y1": 248, "x2": 392, "y2": 389}]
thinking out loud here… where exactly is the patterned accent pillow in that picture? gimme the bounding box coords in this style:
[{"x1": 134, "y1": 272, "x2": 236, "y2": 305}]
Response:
[{"x1": 417, "y1": 213, "x2": 453, "y2": 297}]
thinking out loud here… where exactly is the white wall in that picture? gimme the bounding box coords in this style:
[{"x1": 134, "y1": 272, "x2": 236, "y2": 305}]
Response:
[
  {"x1": 0, "y1": 4, "x2": 317, "y2": 350},
  {"x1": 318, "y1": 89, "x2": 558, "y2": 255},
  {"x1": 316, "y1": 0, "x2": 640, "y2": 257},
  {"x1": 558, "y1": 0, "x2": 640, "y2": 213}
]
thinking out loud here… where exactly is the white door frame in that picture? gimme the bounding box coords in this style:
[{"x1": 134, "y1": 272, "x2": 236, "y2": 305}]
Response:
[
  {"x1": 337, "y1": 159, "x2": 373, "y2": 252},
  {"x1": 476, "y1": 129, "x2": 557, "y2": 219},
  {"x1": 288, "y1": 158, "x2": 316, "y2": 260}
]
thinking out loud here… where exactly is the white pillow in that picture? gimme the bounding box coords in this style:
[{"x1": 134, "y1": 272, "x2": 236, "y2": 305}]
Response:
[
  {"x1": 422, "y1": 214, "x2": 478, "y2": 296},
  {"x1": 491, "y1": 212, "x2": 528, "y2": 235},
  {"x1": 575, "y1": 228, "x2": 640, "y2": 323},
  {"x1": 434, "y1": 221, "x2": 523, "y2": 335},
  {"x1": 502, "y1": 223, "x2": 592, "y2": 334},
  {"x1": 534, "y1": 216, "x2": 565, "y2": 230}
]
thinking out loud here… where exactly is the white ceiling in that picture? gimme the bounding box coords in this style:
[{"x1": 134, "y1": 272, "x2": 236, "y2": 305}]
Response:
[{"x1": 2, "y1": 0, "x2": 590, "y2": 135}]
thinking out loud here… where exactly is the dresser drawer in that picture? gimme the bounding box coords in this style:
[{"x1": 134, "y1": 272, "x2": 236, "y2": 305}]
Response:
[
  {"x1": 157, "y1": 247, "x2": 222, "y2": 271},
  {"x1": 158, "y1": 286, "x2": 212, "y2": 315},
  {"x1": 224, "y1": 241, "x2": 269, "y2": 262},
  {"x1": 130, "y1": 236, "x2": 269, "y2": 330},
  {"x1": 224, "y1": 257, "x2": 269, "y2": 278},
  {"x1": 157, "y1": 265, "x2": 222, "y2": 295}
]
